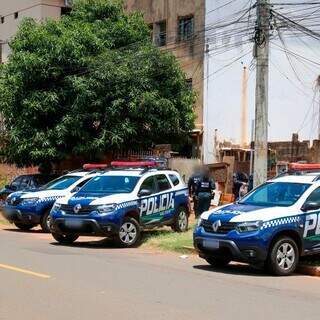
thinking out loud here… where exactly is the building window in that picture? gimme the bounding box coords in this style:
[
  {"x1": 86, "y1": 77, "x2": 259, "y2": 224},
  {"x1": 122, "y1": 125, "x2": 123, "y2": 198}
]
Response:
[
  {"x1": 14, "y1": 12, "x2": 18, "y2": 19},
  {"x1": 154, "y1": 20, "x2": 167, "y2": 47},
  {"x1": 1, "y1": 17, "x2": 4, "y2": 24},
  {"x1": 178, "y1": 15, "x2": 194, "y2": 42},
  {"x1": 186, "y1": 78, "x2": 193, "y2": 91},
  {"x1": 61, "y1": 7, "x2": 72, "y2": 16}
]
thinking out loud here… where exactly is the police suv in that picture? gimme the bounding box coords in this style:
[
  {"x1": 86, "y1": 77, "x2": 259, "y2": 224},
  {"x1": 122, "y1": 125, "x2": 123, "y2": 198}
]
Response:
[
  {"x1": 194, "y1": 171, "x2": 320, "y2": 275},
  {"x1": 3, "y1": 169, "x2": 101, "y2": 232},
  {"x1": 50, "y1": 162, "x2": 190, "y2": 247}
]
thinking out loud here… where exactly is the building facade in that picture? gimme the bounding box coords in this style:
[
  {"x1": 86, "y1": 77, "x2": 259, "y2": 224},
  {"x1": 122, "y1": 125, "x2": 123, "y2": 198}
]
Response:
[
  {"x1": 125, "y1": 0, "x2": 206, "y2": 158},
  {"x1": 0, "y1": 0, "x2": 70, "y2": 63}
]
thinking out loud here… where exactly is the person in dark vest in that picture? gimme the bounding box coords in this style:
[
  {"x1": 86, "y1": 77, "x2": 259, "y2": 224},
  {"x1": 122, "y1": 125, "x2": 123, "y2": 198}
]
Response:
[
  {"x1": 188, "y1": 165, "x2": 202, "y2": 216},
  {"x1": 195, "y1": 166, "x2": 215, "y2": 217}
]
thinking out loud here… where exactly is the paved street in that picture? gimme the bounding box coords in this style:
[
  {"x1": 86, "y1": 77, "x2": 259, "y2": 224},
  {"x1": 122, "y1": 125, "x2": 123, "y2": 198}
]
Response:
[{"x1": 0, "y1": 226, "x2": 319, "y2": 320}]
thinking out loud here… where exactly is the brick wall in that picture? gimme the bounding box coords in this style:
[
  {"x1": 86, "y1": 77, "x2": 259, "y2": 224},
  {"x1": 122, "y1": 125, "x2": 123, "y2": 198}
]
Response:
[{"x1": 0, "y1": 164, "x2": 38, "y2": 186}]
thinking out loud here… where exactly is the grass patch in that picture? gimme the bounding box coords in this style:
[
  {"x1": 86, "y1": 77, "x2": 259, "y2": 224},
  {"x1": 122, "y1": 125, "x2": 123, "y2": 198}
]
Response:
[{"x1": 141, "y1": 223, "x2": 195, "y2": 253}]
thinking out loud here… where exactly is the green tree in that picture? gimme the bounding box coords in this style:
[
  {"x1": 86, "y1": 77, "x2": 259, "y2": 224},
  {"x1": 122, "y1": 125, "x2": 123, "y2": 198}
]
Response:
[{"x1": 0, "y1": 0, "x2": 195, "y2": 167}]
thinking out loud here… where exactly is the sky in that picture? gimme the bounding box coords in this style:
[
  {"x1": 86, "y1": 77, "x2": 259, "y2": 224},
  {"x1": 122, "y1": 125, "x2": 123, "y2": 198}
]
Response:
[{"x1": 203, "y1": 0, "x2": 320, "y2": 163}]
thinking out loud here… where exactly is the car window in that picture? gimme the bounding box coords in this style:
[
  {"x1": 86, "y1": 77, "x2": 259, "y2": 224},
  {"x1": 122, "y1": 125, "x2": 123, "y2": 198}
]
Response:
[
  {"x1": 304, "y1": 187, "x2": 320, "y2": 205},
  {"x1": 169, "y1": 174, "x2": 180, "y2": 186},
  {"x1": 76, "y1": 178, "x2": 92, "y2": 189},
  {"x1": 20, "y1": 176, "x2": 30, "y2": 189},
  {"x1": 80, "y1": 176, "x2": 140, "y2": 194},
  {"x1": 239, "y1": 182, "x2": 310, "y2": 207},
  {"x1": 43, "y1": 176, "x2": 82, "y2": 190},
  {"x1": 139, "y1": 176, "x2": 157, "y2": 194},
  {"x1": 155, "y1": 174, "x2": 171, "y2": 192},
  {"x1": 11, "y1": 176, "x2": 23, "y2": 188}
]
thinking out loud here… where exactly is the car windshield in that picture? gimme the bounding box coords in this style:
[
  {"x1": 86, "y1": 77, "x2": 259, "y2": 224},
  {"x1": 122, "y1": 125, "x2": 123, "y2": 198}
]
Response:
[
  {"x1": 80, "y1": 175, "x2": 140, "y2": 194},
  {"x1": 42, "y1": 176, "x2": 81, "y2": 190},
  {"x1": 239, "y1": 182, "x2": 311, "y2": 207}
]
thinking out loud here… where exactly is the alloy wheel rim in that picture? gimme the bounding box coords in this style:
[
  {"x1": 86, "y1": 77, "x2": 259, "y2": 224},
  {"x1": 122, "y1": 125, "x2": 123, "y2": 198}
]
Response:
[
  {"x1": 119, "y1": 222, "x2": 137, "y2": 244},
  {"x1": 46, "y1": 215, "x2": 52, "y2": 229},
  {"x1": 178, "y1": 211, "x2": 187, "y2": 230},
  {"x1": 276, "y1": 243, "x2": 295, "y2": 270}
]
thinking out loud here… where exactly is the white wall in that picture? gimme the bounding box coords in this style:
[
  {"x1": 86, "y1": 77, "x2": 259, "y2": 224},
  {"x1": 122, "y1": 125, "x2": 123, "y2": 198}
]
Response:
[{"x1": 203, "y1": 0, "x2": 320, "y2": 164}]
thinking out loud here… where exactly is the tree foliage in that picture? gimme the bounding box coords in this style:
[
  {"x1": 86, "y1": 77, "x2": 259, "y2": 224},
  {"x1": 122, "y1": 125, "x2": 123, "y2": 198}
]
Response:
[{"x1": 0, "y1": 0, "x2": 195, "y2": 166}]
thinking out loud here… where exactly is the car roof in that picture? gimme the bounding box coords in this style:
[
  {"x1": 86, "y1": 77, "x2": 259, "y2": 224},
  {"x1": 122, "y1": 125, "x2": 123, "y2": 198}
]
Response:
[
  {"x1": 64, "y1": 171, "x2": 99, "y2": 178},
  {"x1": 99, "y1": 169, "x2": 178, "y2": 178},
  {"x1": 270, "y1": 174, "x2": 320, "y2": 184}
]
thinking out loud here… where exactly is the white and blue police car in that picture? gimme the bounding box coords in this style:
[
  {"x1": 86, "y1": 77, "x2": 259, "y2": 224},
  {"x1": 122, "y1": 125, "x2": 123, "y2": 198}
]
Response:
[
  {"x1": 50, "y1": 162, "x2": 190, "y2": 247},
  {"x1": 194, "y1": 172, "x2": 320, "y2": 275},
  {"x1": 2, "y1": 168, "x2": 102, "y2": 232}
]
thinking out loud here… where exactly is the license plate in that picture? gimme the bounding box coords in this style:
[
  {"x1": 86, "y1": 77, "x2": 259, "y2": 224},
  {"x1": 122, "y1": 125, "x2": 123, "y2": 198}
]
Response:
[
  {"x1": 65, "y1": 220, "x2": 83, "y2": 228},
  {"x1": 203, "y1": 239, "x2": 220, "y2": 249}
]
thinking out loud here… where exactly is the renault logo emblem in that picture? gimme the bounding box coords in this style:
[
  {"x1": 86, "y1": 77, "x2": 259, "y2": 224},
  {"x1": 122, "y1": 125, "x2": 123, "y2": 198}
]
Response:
[
  {"x1": 73, "y1": 204, "x2": 82, "y2": 214},
  {"x1": 212, "y1": 220, "x2": 221, "y2": 232}
]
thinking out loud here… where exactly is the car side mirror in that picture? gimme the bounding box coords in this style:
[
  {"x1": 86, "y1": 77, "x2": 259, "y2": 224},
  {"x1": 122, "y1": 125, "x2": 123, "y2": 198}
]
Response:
[
  {"x1": 9, "y1": 185, "x2": 17, "y2": 191},
  {"x1": 5, "y1": 184, "x2": 10, "y2": 189},
  {"x1": 138, "y1": 189, "x2": 152, "y2": 197},
  {"x1": 301, "y1": 201, "x2": 320, "y2": 212}
]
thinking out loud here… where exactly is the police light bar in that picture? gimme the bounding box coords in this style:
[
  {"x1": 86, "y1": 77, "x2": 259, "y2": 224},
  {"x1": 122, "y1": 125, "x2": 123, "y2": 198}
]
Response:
[
  {"x1": 83, "y1": 164, "x2": 108, "y2": 170},
  {"x1": 111, "y1": 161, "x2": 157, "y2": 167},
  {"x1": 288, "y1": 163, "x2": 320, "y2": 170}
]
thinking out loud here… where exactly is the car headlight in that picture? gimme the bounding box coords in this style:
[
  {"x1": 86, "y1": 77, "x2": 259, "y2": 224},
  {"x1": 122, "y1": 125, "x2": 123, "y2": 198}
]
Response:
[
  {"x1": 236, "y1": 221, "x2": 263, "y2": 233},
  {"x1": 53, "y1": 203, "x2": 61, "y2": 211},
  {"x1": 20, "y1": 197, "x2": 39, "y2": 205},
  {"x1": 97, "y1": 204, "x2": 116, "y2": 214}
]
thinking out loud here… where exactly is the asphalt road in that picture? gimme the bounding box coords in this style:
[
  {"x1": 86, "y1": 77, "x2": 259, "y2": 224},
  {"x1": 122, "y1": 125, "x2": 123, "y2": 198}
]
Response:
[{"x1": 0, "y1": 226, "x2": 319, "y2": 320}]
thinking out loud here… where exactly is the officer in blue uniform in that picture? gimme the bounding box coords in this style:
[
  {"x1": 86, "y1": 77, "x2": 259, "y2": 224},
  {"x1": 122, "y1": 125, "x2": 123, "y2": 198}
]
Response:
[
  {"x1": 194, "y1": 167, "x2": 215, "y2": 217},
  {"x1": 188, "y1": 165, "x2": 202, "y2": 216}
]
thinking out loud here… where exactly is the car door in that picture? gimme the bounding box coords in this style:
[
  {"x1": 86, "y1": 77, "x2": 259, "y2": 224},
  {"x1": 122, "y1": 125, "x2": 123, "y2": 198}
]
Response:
[
  {"x1": 302, "y1": 187, "x2": 320, "y2": 253},
  {"x1": 138, "y1": 175, "x2": 158, "y2": 225},
  {"x1": 154, "y1": 174, "x2": 175, "y2": 223}
]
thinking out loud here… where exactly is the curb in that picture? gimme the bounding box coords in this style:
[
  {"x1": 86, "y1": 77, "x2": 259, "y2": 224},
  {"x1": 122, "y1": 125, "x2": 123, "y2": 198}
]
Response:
[
  {"x1": 297, "y1": 264, "x2": 320, "y2": 277},
  {"x1": 182, "y1": 246, "x2": 320, "y2": 277}
]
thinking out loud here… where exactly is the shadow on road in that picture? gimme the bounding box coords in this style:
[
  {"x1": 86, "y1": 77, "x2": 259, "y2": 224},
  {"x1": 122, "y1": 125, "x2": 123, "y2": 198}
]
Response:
[
  {"x1": 193, "y1": 263, "x2": 304, "y2": 278},
  {"x1": 2, "y1": 227, "x2": 44, "y2": 234},
  {"x1": 50, "y1": 238, "x2": 121, "y2": 249}
]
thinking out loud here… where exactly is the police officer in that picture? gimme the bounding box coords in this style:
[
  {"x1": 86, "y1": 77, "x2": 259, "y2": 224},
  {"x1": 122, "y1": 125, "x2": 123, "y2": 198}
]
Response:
[
  {"x1": 195, "y1": 166, "x2": 215, "y2": 217},
  {"x1": 188, "y1": 165, "x2": 202, "y2": 216}
]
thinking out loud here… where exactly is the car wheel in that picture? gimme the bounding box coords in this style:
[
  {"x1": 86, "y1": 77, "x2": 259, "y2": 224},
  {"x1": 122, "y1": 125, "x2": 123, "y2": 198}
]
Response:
[
  {"x1": 40, "y1": 208, "x2": 52, "y2": 233},
  {"x1": 171, "y1": 206, "x2": 189, "y2": 232},
  {"x1": 267, "y1": 236, "x2": 299, "y2": 276},
  {"x1": 52, "y1": 232, "x2": 79, "y2": 245},
  {"x1": 116, "y1": 217, "x2": 141, "y2": 248},
  {"x1": 14, "y1": 222, "x2": 36, "y2": 231},
  {"x1": 205, "y1": 257, "x2": 231, "y2": 267}
]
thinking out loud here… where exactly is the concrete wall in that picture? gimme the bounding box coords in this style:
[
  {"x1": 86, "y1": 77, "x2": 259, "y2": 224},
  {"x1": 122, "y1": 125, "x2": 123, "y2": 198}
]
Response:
[
  {"x1": 168, "y1": 157, "x2": 200, "y2": 183},
  {"x1": 0, "y1": 0, "x2": 65, "y2": 62},
  {"x1": 125, "y1": 0, "x2": 205, "y2": 132}
]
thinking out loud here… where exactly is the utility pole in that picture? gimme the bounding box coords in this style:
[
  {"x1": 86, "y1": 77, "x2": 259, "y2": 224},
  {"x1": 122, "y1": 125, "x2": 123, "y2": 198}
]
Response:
[{"x1": 253, "y1": 0, "x2": 270, "y2": 187}]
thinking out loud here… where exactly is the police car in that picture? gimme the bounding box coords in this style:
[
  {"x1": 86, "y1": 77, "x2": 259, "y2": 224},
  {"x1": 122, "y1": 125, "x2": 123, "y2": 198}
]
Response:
[
  {"x1": 194, "y1": 167, "x2": 320, "y2": 275},
  {"x1": 50, "y1": 162, "x2": 190, "y2": 247},
  {"x1": 2, "y1": 166, "x2": 102, "y2": 232}
]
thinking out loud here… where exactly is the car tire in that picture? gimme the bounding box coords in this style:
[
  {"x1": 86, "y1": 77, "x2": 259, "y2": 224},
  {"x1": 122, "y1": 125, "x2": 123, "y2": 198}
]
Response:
[
  {"x1": 14, "y1": 222, "x2": 36, "y2": 231},
  {"x1": 267, "y1": 236, "x2": 299, "y2": 276},
  {"x1": 40, "y1": 208, "x2": 52, "y2": 233},
  {"x1": 52, "y1": 232, "x2": 79, "y2": 245},
  {"x1": 205, "y1": 257, "x2": 231, "y2": 267},
  {"x1": 171, "y1": 206, "x2": 189, "y2": 232},
  {"x1": 115, "y1": 217, "x2": 141, "y2": 248}
]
